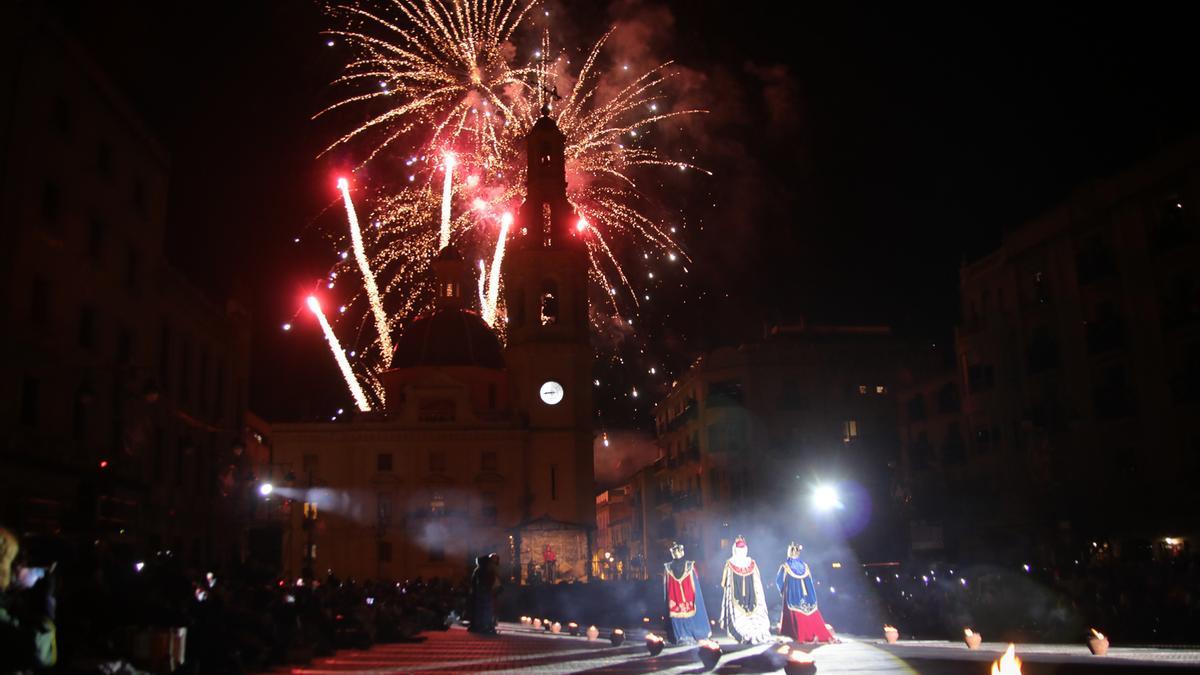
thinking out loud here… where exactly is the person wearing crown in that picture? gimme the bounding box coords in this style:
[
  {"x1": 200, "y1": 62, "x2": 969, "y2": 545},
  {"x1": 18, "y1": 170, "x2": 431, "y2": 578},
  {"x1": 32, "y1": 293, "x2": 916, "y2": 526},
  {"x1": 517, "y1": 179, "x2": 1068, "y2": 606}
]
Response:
[
  {"x1": 775, "y1": 542, "x2": 836, "y2": 643},
  {"x1": 663, "y1": 542, "x2": 711, "y2": 644},
  {"x1": 719, "y1": 536, "x2": 772, "y2": 643}
]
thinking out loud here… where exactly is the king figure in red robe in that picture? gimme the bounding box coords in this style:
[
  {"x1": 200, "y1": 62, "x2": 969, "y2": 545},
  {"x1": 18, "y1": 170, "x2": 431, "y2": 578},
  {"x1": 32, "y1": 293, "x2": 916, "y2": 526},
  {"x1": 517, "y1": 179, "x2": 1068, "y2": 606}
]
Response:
[{"x1": 663, "y1": 542, "x2": 711, "y2": 644}]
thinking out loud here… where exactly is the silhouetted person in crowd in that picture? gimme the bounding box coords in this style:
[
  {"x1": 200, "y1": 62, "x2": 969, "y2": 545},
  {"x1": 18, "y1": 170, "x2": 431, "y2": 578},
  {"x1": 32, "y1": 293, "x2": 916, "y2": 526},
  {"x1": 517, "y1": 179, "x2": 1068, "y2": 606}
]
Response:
[
  {"x1": 468, "y1": 554, "x2": 500, "y2": 634},
  {"x1": 0, "y1": 527, "x2": 57, "y2": 674}
]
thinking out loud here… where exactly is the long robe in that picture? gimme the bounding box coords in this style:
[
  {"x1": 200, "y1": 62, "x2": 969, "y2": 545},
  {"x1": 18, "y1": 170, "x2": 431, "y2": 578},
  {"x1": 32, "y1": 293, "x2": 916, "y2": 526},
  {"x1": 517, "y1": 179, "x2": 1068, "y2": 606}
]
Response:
[
  {"x1": 719, "y1": 557, "x2": 772, "y2": 644},
  {"x1": 776, "y1": 557, "x2": 835, "y2": 643},
  {"x1": 467, "y1": 556, "x2": 498, "y2": 634},
  {"x1": 664, "y1": 559, "x2": 711, "y2": 644}
]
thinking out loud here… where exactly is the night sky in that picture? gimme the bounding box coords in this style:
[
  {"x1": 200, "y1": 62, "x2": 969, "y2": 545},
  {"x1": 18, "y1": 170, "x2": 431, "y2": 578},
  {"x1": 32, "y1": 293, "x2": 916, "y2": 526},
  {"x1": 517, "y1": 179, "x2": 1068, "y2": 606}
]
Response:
[{"x1": 56, "y1": 1, "x2": 1200, "y2": 425}]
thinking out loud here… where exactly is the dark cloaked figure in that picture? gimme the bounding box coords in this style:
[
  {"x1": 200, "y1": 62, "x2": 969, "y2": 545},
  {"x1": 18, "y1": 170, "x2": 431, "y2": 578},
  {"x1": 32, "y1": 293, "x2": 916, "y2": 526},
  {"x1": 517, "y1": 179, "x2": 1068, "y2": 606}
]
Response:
[
  {"x1": 775, "y1": 543, "x2": 835, "y2": 643},
  {"x1": 468, "y1": 554, "x2": 500, "y2": 634},
  {"x1": 663, "y1": 542, "x2": 711, "y2": 645}
]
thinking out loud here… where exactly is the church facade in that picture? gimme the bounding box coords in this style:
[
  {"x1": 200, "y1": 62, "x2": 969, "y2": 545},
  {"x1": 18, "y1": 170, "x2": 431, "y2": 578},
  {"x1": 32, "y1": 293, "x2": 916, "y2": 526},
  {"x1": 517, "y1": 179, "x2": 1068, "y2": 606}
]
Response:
[{"x1": 269, "y1": 112, "x2": 596, "y2": 583}]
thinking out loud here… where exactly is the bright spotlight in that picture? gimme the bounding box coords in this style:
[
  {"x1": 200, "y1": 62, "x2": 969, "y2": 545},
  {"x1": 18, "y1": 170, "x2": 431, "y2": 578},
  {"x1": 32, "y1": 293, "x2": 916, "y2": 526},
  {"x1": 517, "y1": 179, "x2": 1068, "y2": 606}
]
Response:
[
  {"x1": 812, "y1": 484, "x2": 841, "y2": 512},
  {"x1": 259, "y1": 482, "x2": 274, "y2": 497}
]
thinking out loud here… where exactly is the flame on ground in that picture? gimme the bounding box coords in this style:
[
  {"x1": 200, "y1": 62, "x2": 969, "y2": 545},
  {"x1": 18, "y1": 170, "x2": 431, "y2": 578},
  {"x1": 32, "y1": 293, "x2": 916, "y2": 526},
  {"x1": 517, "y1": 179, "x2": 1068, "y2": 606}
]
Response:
[
  {"x1": 991, "y1": 644, "x2": 1022, "y2": 675},
  {"x1": 1090, "y1": 627, "x2": 1106, "y2": 640}
]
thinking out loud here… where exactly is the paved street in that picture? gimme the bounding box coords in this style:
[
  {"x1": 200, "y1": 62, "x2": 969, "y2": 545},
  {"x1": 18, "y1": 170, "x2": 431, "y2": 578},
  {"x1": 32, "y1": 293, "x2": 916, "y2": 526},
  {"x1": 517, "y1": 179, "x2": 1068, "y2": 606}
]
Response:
[{"x1": 272, "y1": 623, "x2": 1200, "y2": 674}]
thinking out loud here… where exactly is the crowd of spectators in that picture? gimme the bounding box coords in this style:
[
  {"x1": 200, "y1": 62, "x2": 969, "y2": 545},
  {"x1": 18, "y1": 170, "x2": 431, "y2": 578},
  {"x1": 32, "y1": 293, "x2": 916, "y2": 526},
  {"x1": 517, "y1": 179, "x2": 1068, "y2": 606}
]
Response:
[
  {"x1": 0, "y1": 527, "x2": 469, "y2": 675},
  {"x1": 818, "y1": 546, "x2": 1200, "y2": 644}
]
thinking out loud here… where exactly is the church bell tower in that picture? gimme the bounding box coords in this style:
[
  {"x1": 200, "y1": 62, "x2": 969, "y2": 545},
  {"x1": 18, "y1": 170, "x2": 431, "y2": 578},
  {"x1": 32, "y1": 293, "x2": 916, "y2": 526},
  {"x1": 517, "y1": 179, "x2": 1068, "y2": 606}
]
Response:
[{"x1": 503, "y1": 106, "x2": 595, "y2": 526}]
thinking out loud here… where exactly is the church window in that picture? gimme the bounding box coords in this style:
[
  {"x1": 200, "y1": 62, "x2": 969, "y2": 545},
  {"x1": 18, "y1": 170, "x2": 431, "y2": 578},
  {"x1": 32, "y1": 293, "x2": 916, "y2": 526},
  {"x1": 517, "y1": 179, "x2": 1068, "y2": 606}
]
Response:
[
  {"x1": 540, "y1": 280, "x2": 559, "y2": 326},
  {"x1": 481, "y1": 451, "x2": 497, "y2": 472},
  {"x1": 542, "y1": 203, "x2": 552, "y2": 246},
  {"x1": 430, "y1": 492, "x2": 446, "y2": 516},
  {"x1": 481, "y1": 491, "x2": 497, "y2": 522},
  {"x1": 512, "y1": 288, "x2": 525, "y2": 326},
  {"x1": 418, "y1": 398, "x2": 456, "y2": 422},
  {"x1": 377, "y1": 541, "x2": 392, "y2": 562},
  {"x1": 444, "y1": 281, "x2": 458, "y2": 298},
  {"x1": 377, "y1": 453, "x2": 393, "y2": 471},
  {"x1": 428, "y1": 450, "x2": 447, "y2": 473}
]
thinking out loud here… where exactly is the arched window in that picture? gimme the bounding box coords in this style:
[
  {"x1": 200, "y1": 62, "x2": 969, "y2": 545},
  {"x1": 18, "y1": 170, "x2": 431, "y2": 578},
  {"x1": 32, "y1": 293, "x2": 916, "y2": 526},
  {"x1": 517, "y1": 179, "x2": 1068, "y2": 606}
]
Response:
[
  {"x1": 542, "y1": 203, "x2": 553, "y2": 247},
  {"x1": 512, "y1": 288, "x2": 525, "y2": 326},
  {"x1": 540, "y1": 280, "x2": 559, "y2": 326}
]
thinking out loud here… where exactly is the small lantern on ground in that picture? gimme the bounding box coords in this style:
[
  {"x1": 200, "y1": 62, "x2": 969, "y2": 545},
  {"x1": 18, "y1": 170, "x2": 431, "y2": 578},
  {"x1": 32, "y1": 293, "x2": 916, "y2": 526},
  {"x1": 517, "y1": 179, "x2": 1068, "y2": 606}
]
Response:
[
  {"x1": 883, "y1": 625, "x2": 899, "y2": 644},
  {"x1": 532, "y1": 618, "x2": 542, "y2": 629},
  {"x1": 610, "y1": 628, "x2": 625, "y2": 647},
  {"x1": 1087, "y1": 628, "x2": 1109, "y2": 656},
  {"x1": 964, "y1": 628, "x2": 982, "y2": 650},
  {"x1": 586, "y1": 625, "x2": 600, "y2": 641},
  {"x1": 645, "y1": 632, "x2": 664, "y2": 656},
  {"x1": 783, "y1": 648, "x2": 817, "y2": 675},
  {"x1": 765, "y1": 644, "x2": 792, "y2": 670},
  {"x1": 696, "y1": 639, "x2": 722, "y2": 670},
  {"x1": 567, "y1": 622, "x2": 579, "y2": 636}
]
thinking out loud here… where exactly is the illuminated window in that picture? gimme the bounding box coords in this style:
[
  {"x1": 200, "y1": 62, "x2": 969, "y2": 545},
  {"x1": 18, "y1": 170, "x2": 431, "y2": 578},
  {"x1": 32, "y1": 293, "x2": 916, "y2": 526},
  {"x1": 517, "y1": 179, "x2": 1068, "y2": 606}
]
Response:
[
  {"x1": 843, "y1": 419, "x2": 858, "y2": 442},
  {"x1": 876, "y1": 385, "x2": 887, "y2": 395},
  {"x1": 542, "y1": 203, "x2": 553, "y2": 246},
  {"x1": 444, "y1": 282, "x2": 458, "y2": 298},
  {"x1": 540, "y1": 280, "x2": 559, "y2": 326},
  {"x1": 858, "y1": 385, "x2": 868, "y2": 395}
]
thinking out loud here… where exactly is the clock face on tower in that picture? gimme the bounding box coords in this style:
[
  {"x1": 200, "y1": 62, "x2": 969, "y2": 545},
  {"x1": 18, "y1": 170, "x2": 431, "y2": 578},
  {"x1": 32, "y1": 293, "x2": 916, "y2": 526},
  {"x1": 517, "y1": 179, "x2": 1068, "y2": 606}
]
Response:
[{"x1": 539, "y1": 380, "x2": 564, "y2": 405}]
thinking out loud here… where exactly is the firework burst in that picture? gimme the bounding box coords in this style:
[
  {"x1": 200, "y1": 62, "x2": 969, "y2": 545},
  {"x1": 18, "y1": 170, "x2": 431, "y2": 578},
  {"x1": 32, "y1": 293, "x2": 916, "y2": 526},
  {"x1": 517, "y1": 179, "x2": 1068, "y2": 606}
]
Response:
[{"x1": 311, "y1": 0, "x2": 705, "y2": 405}]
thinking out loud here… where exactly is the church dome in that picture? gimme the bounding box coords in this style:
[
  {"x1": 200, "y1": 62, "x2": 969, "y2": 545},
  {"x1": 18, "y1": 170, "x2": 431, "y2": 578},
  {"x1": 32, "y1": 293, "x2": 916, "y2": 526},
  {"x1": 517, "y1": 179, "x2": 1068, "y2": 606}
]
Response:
[{"x1": 391, "y1": 309, "x2": 505, "y2": 370}]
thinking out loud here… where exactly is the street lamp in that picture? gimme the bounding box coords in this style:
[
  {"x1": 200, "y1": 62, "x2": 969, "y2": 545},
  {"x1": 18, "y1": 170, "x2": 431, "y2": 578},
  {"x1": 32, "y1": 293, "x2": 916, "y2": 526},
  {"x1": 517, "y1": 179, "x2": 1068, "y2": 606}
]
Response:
[
  {"x1": 258, "y1": 482, "x2": 274, "y2": 497},
  {"x1": 812, "y1": 484, "x2": 842, "y2": 512}
]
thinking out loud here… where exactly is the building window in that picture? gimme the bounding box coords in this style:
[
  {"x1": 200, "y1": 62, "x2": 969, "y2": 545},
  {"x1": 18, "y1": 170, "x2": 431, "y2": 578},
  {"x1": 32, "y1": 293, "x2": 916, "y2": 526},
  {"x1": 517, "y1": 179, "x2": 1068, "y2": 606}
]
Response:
[
  {"x1": 907, "y1": 395, "x2": 927, "y2": 421},
  {"x1": 550, "y1": 464, "x2": 558, "y2": 500},
  {"x1": 481, "y1": 491, "x2": 497, "y2": 523},
  {"x1": 88, "y1": 217, "x2": 106, "y2": 259},
  {"x1": 377, "y1": 453, "x2": 393, "y2": 471},
  {"x1": 377, "y1": 541, "x2": 392, "y2": 562},
  {"x1": 79, "y1": 306, "x2": 96, "y2": 349},
  {"x1": 540, "y1": 280, "x2": 559, "y2": 326},
  {"x1": 116, "y1": 329, "x2": 133, "y2": 366},
  {"x1": 97, "y1": 141, "x2": 113, "y2": 176},
  {"x1": 708, "y1": 379, "x2": 744, "y2": 407},
  {"x1": 843, "y1": 419, "x2": 859, "y2": 442},
  {"x1": 430, "y1": 492, "x2": 446, "y2": 516},
  {"x1": 481, "y1": 451, "x2": 497, "y2": 472},
  {"x1": 125, "y1": 246, "x2": 139, "y2": 293},
  {"x1": 41, "y1": 181, "x2": 61, "y2": 228},
  {"x1": 20, "y1": 376, "x2": 39, "y2": 427},
  {"x1": 51, "y1": 96, "x2": 72, "y2": 134},
  {"x1": 542, "y1": 203, "x2": 552, "y2": 246},
  {"x1": 134, "y1": 178, "x2": 147, "y2": 216},
  {"x1": 429, "y1": 450, "x2": 446, "y2": 473},
  {"x1": 858, "y1": 385, "x2": 868, "y2": 395},
  {"x1": 875, "y1": 385, "x2": 887, "y2": 395}
]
